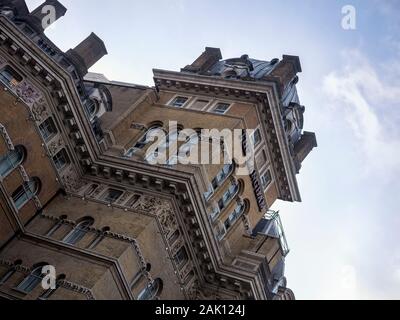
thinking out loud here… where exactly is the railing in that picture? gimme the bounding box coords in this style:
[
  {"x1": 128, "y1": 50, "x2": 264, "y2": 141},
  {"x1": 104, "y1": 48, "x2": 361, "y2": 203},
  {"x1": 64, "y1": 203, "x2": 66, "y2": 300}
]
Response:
[{"x1": 264, "y1": 210, "x2": 290, "y2": 257}]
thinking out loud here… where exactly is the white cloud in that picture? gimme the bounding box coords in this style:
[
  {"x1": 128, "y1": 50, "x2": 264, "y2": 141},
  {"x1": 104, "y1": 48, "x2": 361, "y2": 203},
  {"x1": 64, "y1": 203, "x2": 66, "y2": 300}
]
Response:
[{"x1": 322, "y1": 49, "x2": 400, "y2": 181}]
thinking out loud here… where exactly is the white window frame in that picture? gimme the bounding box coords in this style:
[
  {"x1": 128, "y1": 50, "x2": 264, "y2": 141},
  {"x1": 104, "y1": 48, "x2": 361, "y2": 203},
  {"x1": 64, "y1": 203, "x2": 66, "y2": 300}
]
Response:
[
  {"x1": 260, "y1": 167, "x2": 274, "y2": 192},
  {"x1": 210, "y1": 102, "x2": 232, "y2": 115},
  {"x1": 167, "y1": 95, "x2": 190, "y2": 108}
]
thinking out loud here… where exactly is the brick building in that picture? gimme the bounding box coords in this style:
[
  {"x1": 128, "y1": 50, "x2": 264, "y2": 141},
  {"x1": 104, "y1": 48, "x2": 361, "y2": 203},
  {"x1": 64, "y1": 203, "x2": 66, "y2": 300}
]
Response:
[{"x1": 0, "y1": 0, "x2": 316, "y2": 300}]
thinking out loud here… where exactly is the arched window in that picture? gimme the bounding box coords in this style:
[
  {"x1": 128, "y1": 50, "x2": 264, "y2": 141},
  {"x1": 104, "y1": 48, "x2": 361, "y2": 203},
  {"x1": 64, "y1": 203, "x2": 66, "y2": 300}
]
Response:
[
  {"x1": 45, "y1": 215, "x2": 67, "y2": 237},
  {"x1": 218, "y1": 179, "x2": 239, "y2": 211},
  {"x1": 63, "y1": 217, "x2": 94, "y2": 245},
  {"x1": 0, "y1": 259, "x2": 22, "y2": 285},
  {"x1": 224, "y1": 201, "x2": 246, "y2": 231},
  {"x1": 211, "y1": 163, "x2": 235, "y2": 191},
  {"x1": 138, "y1": 278, "x2": 163, "y2": 300},
  {"x1": 12, "y1": 177, "x2": 40, "y2": 210},
  {"x1": 87, "y1": 99, "x2": 100, "y2": 118},
  {"x1": 87, "y1": 226, "x2": 110, "y2": 250},
  {"x1": 125, "y1": 124, "x2": 163, "y2": 157},
  {"x1": 16, "y1": 262, "x2": 48, "y2": 293},
  {"x1": 39, "y1": 274, "x2": 66, "y2": 300},
  {"x1": 217, "y1": 201, "x2": 247, "y2": 240},
  {"x1": 0, "y1": 145, "x2": 25, "y2": 177}
]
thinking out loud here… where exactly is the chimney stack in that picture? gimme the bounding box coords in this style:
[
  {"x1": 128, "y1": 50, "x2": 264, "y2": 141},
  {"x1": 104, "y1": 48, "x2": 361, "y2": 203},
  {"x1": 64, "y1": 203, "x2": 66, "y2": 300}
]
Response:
[
  {"x1": 182, "y1": 47, "x2": 222, "y2": 74},
  {"x1": 294, "y1": 131, "x2": 317, "y2": 165},
  {"x1": 30, "y1": 0, "x2": 67, "y2": 31},
  {"x1": 66, "y1": 33, "x2": 108, "y2": 76}
]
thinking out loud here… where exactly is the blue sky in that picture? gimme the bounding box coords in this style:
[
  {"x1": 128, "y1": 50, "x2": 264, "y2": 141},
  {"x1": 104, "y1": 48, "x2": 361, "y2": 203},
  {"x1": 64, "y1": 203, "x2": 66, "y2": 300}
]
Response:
[{"x1": 25, "y1": 0, "x2": 400, "y2": 299}]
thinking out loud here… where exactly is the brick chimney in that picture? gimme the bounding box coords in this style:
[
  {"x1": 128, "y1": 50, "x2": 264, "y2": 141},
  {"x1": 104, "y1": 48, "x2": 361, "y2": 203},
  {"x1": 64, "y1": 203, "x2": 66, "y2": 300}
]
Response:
[
  {"x1": 66, "y1": 33, "x2": 108, "y2": 76},
  {"x1": 182, "y1": 47, "x2": 222, "y2": 74},
  {"x1": 294, "y1": 131, "x2": 317, "y2": 165}
]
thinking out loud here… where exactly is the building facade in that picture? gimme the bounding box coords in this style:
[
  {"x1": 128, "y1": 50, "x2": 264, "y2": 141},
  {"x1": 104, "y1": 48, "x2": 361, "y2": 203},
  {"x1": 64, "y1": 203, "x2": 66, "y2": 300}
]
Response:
[{"x1": 0, "y1": 0, "x2": 316, "y2": 300}]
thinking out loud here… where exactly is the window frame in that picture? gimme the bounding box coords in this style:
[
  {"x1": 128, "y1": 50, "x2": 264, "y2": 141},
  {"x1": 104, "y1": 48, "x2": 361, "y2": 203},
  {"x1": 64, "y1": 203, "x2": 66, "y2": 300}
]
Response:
[
  {"x1": 62, "y1": 218, "x2": 94, "y2": 245},
  {"x1": 102, "y1": 188, "x2": 124, "y2": 203},
  {"x1": 212, "y1": 102, "x2": 231, "y2": 115},
  {"x1": 252, "y1": 128, "x2": 262, "y2": 148},
  {"x1": 168, "y1": 96, "x2": 189, "y2": 108},
  {"x1": 0, "y1": 65, "x2": 23, "y2": 88},
  {"x1": 39, "y1": 117, "x2": 58, "y2": 142},
  {"x1": 0, "y1": 145, "x2": 25, "y2": 178},
  {"x1": 52, "y1": 149, "x2": 70, "y2": 171},
  {"x1": 12, "y1": 178, "x2": 40, "y2": 210},
  {"x1": 261, "y1": 169, "x2": 273, "y2": 191}
]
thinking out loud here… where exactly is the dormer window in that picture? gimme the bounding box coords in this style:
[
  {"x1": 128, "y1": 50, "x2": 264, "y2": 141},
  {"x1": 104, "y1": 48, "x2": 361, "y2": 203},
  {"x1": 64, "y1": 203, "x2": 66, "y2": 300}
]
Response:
[{"x1": 170, "y1": 96, "x2": 188, "y2": 108}]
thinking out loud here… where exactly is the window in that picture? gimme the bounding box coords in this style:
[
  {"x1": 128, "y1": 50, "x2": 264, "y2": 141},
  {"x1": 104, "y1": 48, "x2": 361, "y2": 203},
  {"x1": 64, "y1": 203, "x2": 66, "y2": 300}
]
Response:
[
  {"x1": 0, "y1": 66, "x2": 22, "y2": 87},
  {"x1": 213, "y1": 103, "x2": 230, "y2": 114},
  {"x1": 0, "y1": 145, "x2": 25, "y2": 177},
  {"x1": 39, "y1": 118, "x2": 57, "y2": 141},
  {"x1": 0, "y1": 260, "x2": 22, "y2": 285},
  {"x1": 63, "y1": 217, "x2": 94, "y2": 245},
  {"x1": 218, "y1": 180, "x2": 239, "y2": 211},
  {"x1": 16, "y1": 263, "x2": 47, "y2": 293},
  {"x1": 170, "y1": 96, "x2": 188, "y2": 108},
  {"x1": 174, "y1": 247, "x2": 188, "y2": 267},
  {"x1": 168, "y1": 230, "x2": 180, "y2": 245},
  {"x1": 86, "y1": 99, "x2": 100, "y2": 118},
  {"x1": 52, "y1": 149, "x2": 69, "y2": 170},
  {"x1": 223, "y1": 202, "x2": 245, "y2": 232},
  {"x1": 252, "y1": 128, "x2": 262, "y2": 147},
  {"x1": 103, "y1": 189, "x2": 123, "y2": 203},
  {"x1": 84, "y1": 184, "x2": 98, "y2": 197},
  {"x1": 126, "y1": 194, "x2": 141, "y2": 207},
  {"x1": 190, "y1": 99, "x2": 209, "y2": 110},
  {"x1": 45, "y1": 215, "x2": 67, "y2": 237},
  {"x1": 39, "y1": 274, "x2": 65, "y2": 300},
  {"x1": 126, "y1": 125, "x2": 163, "y2": 157},
  {"x1": 12, "y1": 178, "x2": 40, "y2": 210},
  {"x1": 138, "y1": 278, "x2": 163, "y2": 300},
  {"x1": 211, "y1": 163, "x2": 235, "y2": 191},
  {"x1": 88, "y1": 226, "x2": 110, "y2": 250},
  {"x1": 256, "y1": 150, "x2": 267, "y2": 169},
  {"x1": 261, "y1": 170, "x2": 272, "y2": 190}
]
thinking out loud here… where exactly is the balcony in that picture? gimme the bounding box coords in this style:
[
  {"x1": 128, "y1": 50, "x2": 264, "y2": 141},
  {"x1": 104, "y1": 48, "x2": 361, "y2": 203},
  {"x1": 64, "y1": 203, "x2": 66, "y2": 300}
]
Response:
[{"x1": 252, "y1": 210, "x2": 290, "y2": 257}]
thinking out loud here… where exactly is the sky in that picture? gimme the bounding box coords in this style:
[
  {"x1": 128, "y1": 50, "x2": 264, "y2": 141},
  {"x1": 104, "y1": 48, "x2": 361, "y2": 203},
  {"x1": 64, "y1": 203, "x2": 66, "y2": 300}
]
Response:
[{"x1": 25, "y1": 0, "x2": 400, "y2": 300}]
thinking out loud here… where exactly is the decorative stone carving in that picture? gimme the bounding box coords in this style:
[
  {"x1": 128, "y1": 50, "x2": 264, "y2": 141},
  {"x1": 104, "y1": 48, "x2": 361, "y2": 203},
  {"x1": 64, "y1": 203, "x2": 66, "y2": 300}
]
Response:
[
  {"x1": 0, "y1": 123, "x2": 15, "y2": 150},
  {"x1": 47, "y1": 137, "x2": 64, "y2": 156},
  {"x1": 60, "y1": 166, "x2": 85, "y2": 193},
  {"x1": 15, "y1": 80, "x2": 42, "y2": 107},
  {"x1": 31, "y1": 98, "x2": 50, "y2": 123},
  {"x1": 185, "y1": 280, "x2": 200, "y2": 300},
  {"x1": 158, "y1": 211, "x2": 178, "y2": 237},
  {"x1": 58, "y1": 280, "x2": 95, "y2": 300},
  {"x1": 134, "y1": 195, "x2": 161, "y2": 212}
]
